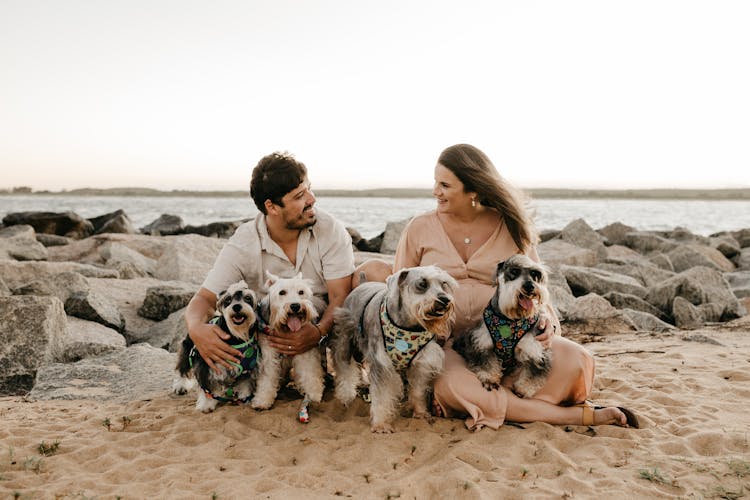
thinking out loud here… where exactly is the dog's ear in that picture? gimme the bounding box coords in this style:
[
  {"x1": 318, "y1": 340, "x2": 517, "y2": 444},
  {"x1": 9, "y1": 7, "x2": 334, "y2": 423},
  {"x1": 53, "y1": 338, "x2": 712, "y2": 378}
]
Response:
[
  {"x1": 265, "y1": 270, "x2": 279, "y2": 288},
  {"x1": 237, "y1": 280, "x2": 249, "y2": 289},
  {"x1": 216, "y1": 290, "x2": 227, "y2": 308},
  {"x1": 397, "y1": 269, "x2": 410, "y2": 288},
  {"x1": 294, "y1": 272, "x2": 303, "y2": 280},
  {"x1": 493, "y1": 261, "x2": 506, "y2": 285}
]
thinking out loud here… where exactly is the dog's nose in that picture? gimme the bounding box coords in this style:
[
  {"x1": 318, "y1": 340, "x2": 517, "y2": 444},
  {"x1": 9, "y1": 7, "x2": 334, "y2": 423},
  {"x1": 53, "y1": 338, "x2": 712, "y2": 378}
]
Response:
[
  {"x1": 232, "y1": 304, "x2": 242, "y2": 312},
  {"x1": 522, "y1": 281, "x2": 535, "y2": 294},
  {"x1": 436, "y1": 294, "x2": 451, "y2": 306},
  {"x1": 290, "y1": 303, "x2": 301, "y2": 313}
]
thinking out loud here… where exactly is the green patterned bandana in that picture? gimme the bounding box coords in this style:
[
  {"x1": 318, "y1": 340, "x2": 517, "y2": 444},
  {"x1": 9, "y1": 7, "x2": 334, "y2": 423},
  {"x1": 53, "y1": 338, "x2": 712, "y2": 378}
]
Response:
[{"x1": 380, "y1": 299, "x2": 435, "y2": 372}]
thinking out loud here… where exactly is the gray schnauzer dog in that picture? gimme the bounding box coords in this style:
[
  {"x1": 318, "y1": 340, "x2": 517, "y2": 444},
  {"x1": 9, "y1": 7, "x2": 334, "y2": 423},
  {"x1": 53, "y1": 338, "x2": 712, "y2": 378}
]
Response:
[
  {"x1": 331, "y1": 265, "x2": 458, "y2": 433},
  {"x1": 172, "y1": 280, "x2": 261, "y2": 413},
  {"x1": 250, "y1": 271, "x2": 327, "y2": 412},
  {"x1": 453, "y1": 254, "x2": 552, "y2": 398}
]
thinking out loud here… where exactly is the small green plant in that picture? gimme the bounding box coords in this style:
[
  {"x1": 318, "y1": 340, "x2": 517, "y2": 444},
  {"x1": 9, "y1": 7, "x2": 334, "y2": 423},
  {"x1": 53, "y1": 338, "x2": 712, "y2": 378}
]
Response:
[
  {"x1": 728, "y1": 459, "x2": 750, "y2": 478},
  {"x1": 37, "y1": 440, "x2": 60, "y2": 456},
  {"x1": 639, "y1": 468, "x2": 667, "y2": 484},
  {"x1": 521, "y1": 467, "x2": 529, "y2": 478},
  {"x1": 121, "y1": 416, "x2": 132, "y2": 428},
  {"x1": 23, "y1": 456, "x2": 43, "y2": 474},
  {"x1": 211, "y1": 493, "x2": 219, "y2": 500},
  {"x1": 102, "y1": 418, "x2": 112, "y2": 431}
]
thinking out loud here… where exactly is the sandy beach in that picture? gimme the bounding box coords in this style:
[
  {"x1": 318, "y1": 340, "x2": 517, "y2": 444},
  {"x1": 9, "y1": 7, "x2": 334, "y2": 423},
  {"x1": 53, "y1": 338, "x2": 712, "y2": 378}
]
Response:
[{"x1": 2, "y1": 318, "x2": 749, "y2": 499}]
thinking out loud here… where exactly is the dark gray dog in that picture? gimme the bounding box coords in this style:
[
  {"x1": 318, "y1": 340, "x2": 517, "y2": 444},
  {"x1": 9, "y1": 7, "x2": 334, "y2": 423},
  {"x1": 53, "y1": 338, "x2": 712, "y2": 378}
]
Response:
[
  {"x1": 331, "y1": 265, "x2": 458, "y2": 433},
  {"x1": 453, "y1": 254, "x2": 552, "y2": 398}
]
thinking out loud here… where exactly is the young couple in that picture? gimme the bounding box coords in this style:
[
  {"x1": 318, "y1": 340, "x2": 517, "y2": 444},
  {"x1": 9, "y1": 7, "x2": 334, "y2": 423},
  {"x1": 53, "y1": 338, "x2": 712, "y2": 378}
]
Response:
[{"x1": 186, "y1": 146, "x2": 638, "y2": 430}]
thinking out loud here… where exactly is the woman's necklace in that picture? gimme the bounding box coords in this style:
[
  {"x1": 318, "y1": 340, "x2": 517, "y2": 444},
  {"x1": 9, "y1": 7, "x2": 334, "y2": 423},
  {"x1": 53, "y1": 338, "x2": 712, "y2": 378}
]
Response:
[{"x1": 463, "y1": 236, "x2": 471, "y2": 244}]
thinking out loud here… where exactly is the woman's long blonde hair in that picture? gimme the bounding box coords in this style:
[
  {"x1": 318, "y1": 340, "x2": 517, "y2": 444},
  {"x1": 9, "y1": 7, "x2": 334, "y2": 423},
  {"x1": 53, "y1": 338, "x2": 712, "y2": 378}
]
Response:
[{"x1": 438, "y1": 144, "x2": 536, "y2": 253}]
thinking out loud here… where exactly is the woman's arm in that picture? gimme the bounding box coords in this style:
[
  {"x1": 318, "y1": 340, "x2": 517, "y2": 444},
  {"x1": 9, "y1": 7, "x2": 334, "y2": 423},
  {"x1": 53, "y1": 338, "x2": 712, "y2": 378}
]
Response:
[{"x1": 393, "y1": 220, "x2": 421, "y2": 270}]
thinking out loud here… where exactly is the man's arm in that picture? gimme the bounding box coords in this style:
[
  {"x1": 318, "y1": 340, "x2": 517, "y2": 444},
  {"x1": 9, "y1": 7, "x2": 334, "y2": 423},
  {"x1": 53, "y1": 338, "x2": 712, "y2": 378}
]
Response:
[
  {"x1": 263, "y1": 275, "x2": 352, "y2": 355},
  {"x1": 185, "y1": 287, "x2": 243, "y2": 373}
]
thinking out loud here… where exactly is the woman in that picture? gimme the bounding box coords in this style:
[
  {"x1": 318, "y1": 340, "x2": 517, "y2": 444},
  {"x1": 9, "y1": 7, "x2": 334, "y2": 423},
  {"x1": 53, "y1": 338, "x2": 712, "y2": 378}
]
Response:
[{"x1": 393, "y1": 144, "x2": 637, "y2": 430}]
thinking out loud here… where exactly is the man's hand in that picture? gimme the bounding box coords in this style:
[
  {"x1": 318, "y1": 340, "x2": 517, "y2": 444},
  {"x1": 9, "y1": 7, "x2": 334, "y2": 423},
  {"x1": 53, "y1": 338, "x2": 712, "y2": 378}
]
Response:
[
  {"x1": 264, "y1": 323, "x2": 321, "y2": 356},
  {"x1": 189, "y1": 322, "x2": 243, "y2": 374},
  {"x1": 534, "y1": 312, "x2": 558, "y2": 349}
]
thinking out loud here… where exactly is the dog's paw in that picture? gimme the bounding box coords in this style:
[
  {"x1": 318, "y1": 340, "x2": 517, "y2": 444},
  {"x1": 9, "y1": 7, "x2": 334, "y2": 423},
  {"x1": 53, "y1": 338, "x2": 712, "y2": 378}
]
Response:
[
  {"x1": 412, "y1": 410, "x2": 433, "y2": 422},
  {"x1": 171, "y1": 376, "x2": 194, "y2": 395},
  {"x1": 370, "y1": 423, "x2": 395, "y2": 434},
  {"x1": 250, "y1": 397, "x2": 274, "y2": 411},
  {"x1": 195, "y1": 397, "x2": 217, "y2": 413}
]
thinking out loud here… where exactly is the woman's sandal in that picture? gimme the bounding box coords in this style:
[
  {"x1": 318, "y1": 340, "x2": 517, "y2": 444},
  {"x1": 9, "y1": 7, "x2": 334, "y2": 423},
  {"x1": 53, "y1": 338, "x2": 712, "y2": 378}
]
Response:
[{"x1": 574, "y1": 400, "x2": 640, "y2": 428}]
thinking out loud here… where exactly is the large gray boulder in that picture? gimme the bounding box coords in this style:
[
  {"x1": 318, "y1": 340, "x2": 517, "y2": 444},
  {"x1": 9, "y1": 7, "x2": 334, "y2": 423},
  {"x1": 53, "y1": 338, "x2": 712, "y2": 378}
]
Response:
[
  {"x1": 603, "y1": 244, "x2": 645, "y2": 264},
  {"x1": 622, "y1": 232, "x2": 678, "y2": 254},
  {"x1": 29, "y1": 344, "x2": 177, "y2": 402},
  {"x1": 380, "y1": 218, "x2": 410, "y2": 255},
  {"x1": 13, "y1": 271, "x2": 90, "y2": 304},
  {"x1": 562, "y1": 293, "x2": 637, "y2": 336},
  {"x1": 645, "y1": 266, "x2": 744, "y2": 320},
  {"x1": 0, "y1": 225, "x2": 48, "y2": 261},
  {"x1": 559, "y1": 265, "x2": 648, "y2": 298},
  {"x1": 559, "y1": 219, "x2": 607, "y2": 259},
  {"x1": 153, "y1": 234, "x2": 225, "y2": 284},
  {"x1": 735, "y1": 249, "x2": 750, "y2": 270},
  {"x1": 537, "y1": 239, "x2": 599, "y2": 267},
  {"x1": 672, "y1": 296, "x2": 704, "y2": 329},
  {"x1": 621, "y1": 309, "x2": 675, "y2": 332},
  {"x1": 2, "y1": 211, "x2": 94, "y2": 239},
  {"x1": 137, "y1": 308, "x2": 187, "y2": 351},
  {"x1": 138, "y1": 284, "x2": 196, "y2": 321},
  {"x1": 597, "y1": 222, "x2": 636, "y2": 247},
  {"x1": 100, "y1": 241, "x2": 157, "y2": 278},
  {"x1": 602, "y1": 291, "x2": 666, "y2": 319},
  {"x1": 46, "y1": 233, "x2": 169, "y2": 265},
  {"x1": 0, "y1": 296, "x2": 67, "y2": 395},
  {"x1": 596, "y1": 261, "x2": 675, "y2": 288},
  {"x1": 65, "y1": 290, "x2": 125, "y2": 332},
  {"x1": 140, "y1": 214, "x2": 185, "y2": 236},
  {"x1": 666, "y1": 244, "x2": 735, "y2": 273},
  {"x1": 725, "y1": 271, "x2": 750, "y2": 298},
  {"x1": 711, "y1": 235, "x2": 741, "y2": 260},
  {"x1": 62, "y1": 316, "x2": 126, "y2": 362},
  {"x1": 0, "y1": 261, "x2": 118, "y2": 290},
  {"x1": 731, "y1": 228, "x2": 750, "y2": 248},
  {"x1": 183, "y1": 220, "x2": 244, "y2": 238},
  {"x1": 89, "y1": 209, "x2": 137, "y2": 235}
]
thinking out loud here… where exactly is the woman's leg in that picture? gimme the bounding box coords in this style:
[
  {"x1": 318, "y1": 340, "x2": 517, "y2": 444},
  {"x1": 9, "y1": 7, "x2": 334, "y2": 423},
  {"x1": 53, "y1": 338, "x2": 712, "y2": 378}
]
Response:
[
  {"x1": 528, "y1": 335, "x2": 595, "y2": 405},
  {"x1": 352, "y1": 259, "x2": 392, "y2": 288},
  {"x1": 505, "y1": 390, "x2": 627, "y2": 426}
]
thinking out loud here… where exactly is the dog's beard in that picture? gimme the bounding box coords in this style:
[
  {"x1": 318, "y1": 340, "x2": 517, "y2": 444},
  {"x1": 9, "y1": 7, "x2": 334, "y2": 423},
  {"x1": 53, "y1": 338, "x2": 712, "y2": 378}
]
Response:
[
  {"x1": 497, "y1": 282, "x2": 548, "y2": 320},
  {"x1": 269, "y1": 304, "x2": 317, "y2": 333},
  {"x1": 416, "y1": 301, "x2": 455, "y2": 338},
  {"x1": 222, "y1": 309, "x2": 256, "y2": 341}
]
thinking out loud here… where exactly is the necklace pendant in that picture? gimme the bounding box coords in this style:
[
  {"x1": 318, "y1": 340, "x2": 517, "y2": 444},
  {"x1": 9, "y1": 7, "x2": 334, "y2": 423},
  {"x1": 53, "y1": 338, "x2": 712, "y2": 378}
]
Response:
[{"x1": 464, "y1": 237, "x2": 471, "y2": 244}]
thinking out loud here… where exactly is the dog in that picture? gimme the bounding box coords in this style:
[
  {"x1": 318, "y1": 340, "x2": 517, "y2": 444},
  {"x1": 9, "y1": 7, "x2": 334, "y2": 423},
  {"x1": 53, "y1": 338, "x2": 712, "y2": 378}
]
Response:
[
  {"x1": 453, "y1": 254, "x2": 552, "y2": 398},
  {"x1": 172, "y1": 280, "x2": 260, "y2": 413},
  {"x1": 331, "y1": 265, "x2": 458, "y2": 433},
  {"x1": 250, "y1": 271, "x2": 327, "y2": 413}
]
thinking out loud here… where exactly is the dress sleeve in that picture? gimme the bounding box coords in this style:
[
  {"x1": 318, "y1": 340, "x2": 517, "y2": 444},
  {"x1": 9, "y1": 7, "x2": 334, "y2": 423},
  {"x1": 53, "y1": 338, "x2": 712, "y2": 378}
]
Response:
[{"x1": 393, "y1": 218, "x2": 421, "y2": 270}]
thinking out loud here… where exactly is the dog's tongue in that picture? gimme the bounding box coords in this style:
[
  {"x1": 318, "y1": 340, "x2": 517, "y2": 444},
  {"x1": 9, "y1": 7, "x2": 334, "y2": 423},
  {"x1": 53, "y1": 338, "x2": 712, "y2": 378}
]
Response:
[
  {"x1": 287, "y1": 316, "x2": 302, "y2": 332},
  {"x1": 520, "y1": 296, "x2": 534, "y2": 311}
]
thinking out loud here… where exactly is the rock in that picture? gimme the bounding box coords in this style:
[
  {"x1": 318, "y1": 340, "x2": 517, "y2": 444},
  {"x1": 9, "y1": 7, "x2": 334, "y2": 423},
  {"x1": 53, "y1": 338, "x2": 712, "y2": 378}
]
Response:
[
  {"x1": 621, "y1": 308, "x2": 675, "y2": 332},
  {"x1": 559, "y1": 219, "x2": 607, "y2": 259},
  {"x1": 153, "y1": 234, "x2": 227, "y2": 284},
  {"x1": 62, "y1": 317, "x2": 126, "y2": 362},
  {"x1": 648, "y1": 253, "x2": 674, "y2": 272},
  {"x1": 380, "y1": 218, "x2": 410, "y2": 254},
  {"x1": 672, "y1": 296, "x2": 703, "y2": 329},
  {"x1": 537, "y1": 240, "x2": 599, "y2": 267},
  {"x1": 140, "y1": 214, "x2": 185, "y2": 236},
  {"x1": 0, "y1": 225, "x2": 48, "y2": 261},
  {"x1": 46, "y1": 233, "x2": 169, "y2": 264},
  {"x1": 604, "y1": 244, "x2": 644, "y2": 263},
  {"x1": 13, "y1": 271, "x2": 90, "y2": 304},
  {"x1": 347, "y1": 227, "x2": 364, "y2": 248},
  {"x1": 622, "y1": 232, "x2": 678, "y2": 254},
  {"x1": 666, "y1": 227, "x2": 710, "y2": 246},
  {"x1": 538, "y1": 229, "x2": 560, "y2": 243},
  {"x1": 562, "y1": 293, "x2": 637, "y2": 336},
  {"x1": 0, "y1": 296, "x2": 67, "y2": 395},
  {"x1": 602, "y1": 291, "x2": 666, "y2": 319},
  {"x1": 28, "y1": 344, "x2": 177, "y2": 402},
  {"x1": 597, "y1": 222, "x2": 636, "y2": 247},
  {"x1": 137, "y1": 308, "x2": 187, "y2": 351},
  {"x1": 559, "y1": 265, "x2": 648, "y2": 298},
  {"x1": 596, "y1": 261, "x2": 675, "y2": 287},
  {"x1": 65, "y1": 290, "x2": 125, "y2": 332},
  {"x1": 548, "y1": 284, "x2": 576, "y2": 320},
  {"x1": 645, "y1": 266, "x2": 744, "y2": 321},
  {"x1": 88, "y1": 209, "x2": 138, "y2": 235},
  {"x1": 725, "y1": 271, "x2": 750, "y2": 298},
  {"x1": 0, "y1": 261, "x2": 118, "y2": 290},
  {"x1": 731, "y1": 228, "x2": 750, "y2": 248},
  {"x1": 733, "y1": 249, "x2": 750, "y2": 271},
  {"x1": 711, "y1": 235, "x2": 741, "y2": 260},
  {"x1": 667, "y1": 244, "x2": 735, "y2": 273},
  {"x1": 138, "y1": 284, "x2": 196, "y2": 321},
  {"x1": 36, "y1": 233, "x2": 72, "y2": 247},
  {"x1": 349, "y1": 227, "x2": 384, "y2": 253},
  {"x1": 183, "y1": 220, "x2": 244, "y2": 238},
  {"x1": 100, "y1": 241, "x2": 156, "y2": 278},
  {"x1": 0, "y1": 276, "x2": 9, "y2": 297},
  {"x1": 2, "y1": 211, "x2": 94, "y2": 239}
]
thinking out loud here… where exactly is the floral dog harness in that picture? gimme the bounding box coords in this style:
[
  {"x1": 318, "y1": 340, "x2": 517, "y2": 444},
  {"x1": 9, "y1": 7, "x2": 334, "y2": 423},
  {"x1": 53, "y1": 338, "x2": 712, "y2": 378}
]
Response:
[
  {"x1": 482, "y1": 303, "x2": 539, "y2": 369},
  {"x1": 380, "y1": 299, "x2": 435, "y2": 372},
  {"x1": 189, "y1": 316, "x2": 260, "y2": 403}
]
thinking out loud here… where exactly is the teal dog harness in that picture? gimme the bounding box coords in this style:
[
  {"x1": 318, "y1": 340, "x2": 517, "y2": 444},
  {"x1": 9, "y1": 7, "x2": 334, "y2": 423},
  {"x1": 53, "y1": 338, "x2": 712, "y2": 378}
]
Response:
[{"x1": 482, "y1": 304, "x2": 538, "y2": 369}]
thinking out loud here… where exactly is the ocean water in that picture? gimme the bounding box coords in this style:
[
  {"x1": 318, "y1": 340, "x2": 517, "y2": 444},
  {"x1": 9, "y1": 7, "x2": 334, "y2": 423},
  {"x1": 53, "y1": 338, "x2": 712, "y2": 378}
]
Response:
[{"x1": 1, "y1": 194, "x2": 749, "y2": 239}]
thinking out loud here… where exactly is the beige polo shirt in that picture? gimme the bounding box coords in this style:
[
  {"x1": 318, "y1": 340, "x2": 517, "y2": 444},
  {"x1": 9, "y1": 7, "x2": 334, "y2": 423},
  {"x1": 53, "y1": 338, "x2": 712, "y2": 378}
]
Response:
[{"x1": 201, "y1": 208, "x2": 355, "y2": 299}]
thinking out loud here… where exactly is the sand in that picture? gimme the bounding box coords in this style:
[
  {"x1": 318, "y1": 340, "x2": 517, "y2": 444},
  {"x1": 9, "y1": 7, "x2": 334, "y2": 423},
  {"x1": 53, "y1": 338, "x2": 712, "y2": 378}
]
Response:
[{"x1": 2, "y1": 320, "x2": 749, "y2": 499}]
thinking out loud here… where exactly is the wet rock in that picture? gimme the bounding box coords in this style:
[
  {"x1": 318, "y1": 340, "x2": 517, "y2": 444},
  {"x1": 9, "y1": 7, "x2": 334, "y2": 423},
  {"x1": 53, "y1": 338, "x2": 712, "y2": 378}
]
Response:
[
  {"x1": 140, "y1": 214, "x2": 185, "y2": 236},
  {"x1": 89, "y1": 209, "x2": 137, "y2": 235},
  {"x1": 380, "y1": 218, "x2": 410, "y2": 254},
  {"x1": 2, "y1": 211, "x2": 94, "y2": 239}
]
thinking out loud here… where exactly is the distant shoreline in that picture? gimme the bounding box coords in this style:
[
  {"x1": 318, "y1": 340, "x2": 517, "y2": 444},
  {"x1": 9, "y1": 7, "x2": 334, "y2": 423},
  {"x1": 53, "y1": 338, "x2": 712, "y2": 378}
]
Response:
[{"x1": 2, "y1": 187, "x2": 750, "y2": 200}]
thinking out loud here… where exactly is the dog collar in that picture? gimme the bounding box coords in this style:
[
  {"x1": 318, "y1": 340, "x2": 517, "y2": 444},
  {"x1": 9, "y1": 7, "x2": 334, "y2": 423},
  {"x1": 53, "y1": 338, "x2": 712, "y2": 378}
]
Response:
[
  {"x1": 482, "y1": 303, "x2": 538, "y2": 368},
  {"x1": 379, "y1": 298, "x2": 435, "y2": 372}
]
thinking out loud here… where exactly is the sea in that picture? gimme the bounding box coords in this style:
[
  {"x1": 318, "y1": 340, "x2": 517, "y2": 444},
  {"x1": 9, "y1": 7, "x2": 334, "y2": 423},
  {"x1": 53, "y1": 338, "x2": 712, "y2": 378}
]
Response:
[{"x1": 2, "y1": 194, "x2": 750, "y2": 239}]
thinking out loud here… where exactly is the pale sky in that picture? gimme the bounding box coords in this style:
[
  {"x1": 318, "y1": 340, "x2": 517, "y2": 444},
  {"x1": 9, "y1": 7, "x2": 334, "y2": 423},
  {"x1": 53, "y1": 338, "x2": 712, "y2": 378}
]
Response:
[{"x1": 1, "y1": 0, "x2": 749, "y2": 191}]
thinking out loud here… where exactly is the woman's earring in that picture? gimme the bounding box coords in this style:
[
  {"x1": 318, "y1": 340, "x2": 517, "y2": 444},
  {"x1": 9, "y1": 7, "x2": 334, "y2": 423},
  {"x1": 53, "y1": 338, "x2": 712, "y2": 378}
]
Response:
[{"x1": 471, "y1": 197, "x2": 476, "y2": 208}]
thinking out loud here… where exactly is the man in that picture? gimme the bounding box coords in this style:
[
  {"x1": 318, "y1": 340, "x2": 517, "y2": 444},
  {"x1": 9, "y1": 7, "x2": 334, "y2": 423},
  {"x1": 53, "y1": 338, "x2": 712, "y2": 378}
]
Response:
[{"x1": 186, "y1": 151, "x2": 355, "y2": 373}]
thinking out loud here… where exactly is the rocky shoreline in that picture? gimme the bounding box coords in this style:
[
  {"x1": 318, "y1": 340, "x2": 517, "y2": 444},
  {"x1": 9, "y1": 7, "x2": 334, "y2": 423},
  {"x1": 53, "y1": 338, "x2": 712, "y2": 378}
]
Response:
[{"x1": 1, "y1": 209, "x2": 748, "y2": 401}]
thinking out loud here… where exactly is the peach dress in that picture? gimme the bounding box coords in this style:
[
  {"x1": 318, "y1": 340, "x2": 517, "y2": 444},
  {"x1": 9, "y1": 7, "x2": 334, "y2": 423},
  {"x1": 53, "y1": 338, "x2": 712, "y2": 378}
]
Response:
[{"x1": 394, "y1": 211, "x2": 594, "y2": 430}]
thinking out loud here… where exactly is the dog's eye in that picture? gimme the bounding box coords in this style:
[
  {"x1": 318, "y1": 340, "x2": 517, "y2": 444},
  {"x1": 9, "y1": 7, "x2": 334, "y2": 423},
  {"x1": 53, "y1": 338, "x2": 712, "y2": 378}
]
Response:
[
  {"x1": 415, "y1": 279, "x2": 428, "y2": 291},
  {"x1": 298, "y1": 290, "x2": 304, "y2": 296},
  {"x1": 222, "y1": 296, "x2": 232, "y2": 307},
  {"x1": 244, "y1": 294, "x2": 254, "y2": 305},
  {"x1": 530, "y1": 270, "x2": 542, "y2": 281},
  {"x1": 507, "y1": 268, "x2": 520, "y2": 280},
  {"x1": 279, "y1": 290, "x2": 287, "y2": 296}
]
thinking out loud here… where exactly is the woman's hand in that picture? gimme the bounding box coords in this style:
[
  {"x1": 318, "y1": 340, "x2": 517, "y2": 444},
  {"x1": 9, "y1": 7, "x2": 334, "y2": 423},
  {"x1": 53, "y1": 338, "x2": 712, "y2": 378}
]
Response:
[{"x1": 535, "y1": 312, "x2": 558, "y2": 349}]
